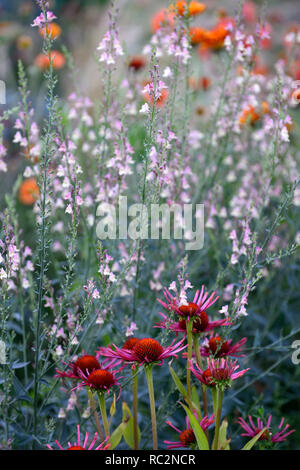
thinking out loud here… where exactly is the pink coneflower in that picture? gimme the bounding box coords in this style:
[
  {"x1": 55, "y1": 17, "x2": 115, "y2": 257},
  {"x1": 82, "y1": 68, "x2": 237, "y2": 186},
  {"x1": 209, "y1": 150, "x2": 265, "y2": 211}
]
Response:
[
  {"x1": 158, "y1": 285, "x2": 220, "y2": 319},
  {"x1": 46, "y1": 425, "x2": 110, "y2": 450},
  {"x1": 56, "y1": 354, "x2": 102, "y2": 380},
  {"x1": 164, "y1": 413, "x2": 214, "y2": 449},
  {"x1": 155, "y1": 312, "x2": 230, "y2": 334},
  {"x1": 200, "y1": 335, "x2": 247, "y2": 358},
  {"x1": 98, "y1": 337, "x2": 187, "y2": 367},
  {"x1": 238, "y1": 415, "x2": 295, "y2": 443},
  {"x1": 189, "y1": 357, "x2": 249, "y2": 388},
  {"x1": 74, "y1": 367, "x2": 121, "y2": 393}
]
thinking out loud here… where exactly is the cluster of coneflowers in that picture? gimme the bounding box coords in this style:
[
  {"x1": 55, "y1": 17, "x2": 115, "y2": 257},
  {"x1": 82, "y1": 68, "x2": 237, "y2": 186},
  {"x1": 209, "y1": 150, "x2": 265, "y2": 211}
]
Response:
[
  {"x1": 0, "y1": 0, "x2": 299, "y2": 451},
  {"x1": 52, "y1": 282, "x2": 294, "y2": 450}
]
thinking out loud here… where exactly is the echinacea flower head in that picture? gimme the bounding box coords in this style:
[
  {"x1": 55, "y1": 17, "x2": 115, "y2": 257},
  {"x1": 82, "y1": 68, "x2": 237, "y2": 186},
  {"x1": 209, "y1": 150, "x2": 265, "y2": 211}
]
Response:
[
  {"x1": 98, "y1": 337, "x2": 186, "y2": 367},
  {"x1": 200, "y1": 335, "x2": 247, "y2": 358},
  {"x1": 164, "y1": 413, "x2": 214, "y2": 449},
  {"x1": 158, "y1": 285, "x2": 219, "y2": 319},
  {"x1": 56, "y1": 354, "x2": 101, "y2": 380},
  {"x1": 238, "y1": 415, "x2": 295, "y2": 444},
  {"x1": 18, "y1": 178, "x2": 40, "y2": 205},
  {"x1": 46, "y1": 425, "x2": 109, "y2": 450},
  {"x1": 189, "y1": 357, "x2": 249, "y2": 389},
  {"x1": 157, "y1": 285, "x2": 229, "y2": 334}
]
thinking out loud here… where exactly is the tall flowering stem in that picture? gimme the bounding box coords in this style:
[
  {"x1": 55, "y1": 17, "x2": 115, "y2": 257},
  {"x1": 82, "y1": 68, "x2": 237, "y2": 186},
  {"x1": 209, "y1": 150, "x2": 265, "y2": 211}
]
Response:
[
  {"x1": 193, "y1": 335, "x2": 208, "y2": 424},
  {"x1": 33, "y1": 2, "x2": 57, "y2": 440},
  {"x1": 132, "y1": 367, "x2": 139, "y2": 450},
  {"x1": 87, "y1": 389, "x2": 104, "y2": 442},
  {"x1": 145, "y1": 365, "x2": 158, "y2": 450},
  {"x1": 186, "y1": 319, "x2": 193, "y2": 408},
  {"x1": 97, "y1": 392, "x2": 110, "y2": 438},
  {"x1": 212, "y1": 388, "x2": 224, "y2": 450}
]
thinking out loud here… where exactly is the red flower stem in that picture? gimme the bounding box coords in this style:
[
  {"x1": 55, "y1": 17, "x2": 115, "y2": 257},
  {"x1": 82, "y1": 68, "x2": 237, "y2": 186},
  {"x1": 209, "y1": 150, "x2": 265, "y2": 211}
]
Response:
[
  {"x1": 145, "y1": 364, "x2": 157, "y2": 450},
  {"x1": 88, "y1": 390, "x2": 104, "y2": 442},
  {"x1": 212, "y1": 388, "x2": 223, "y2": 450},
  {"x1": 132, "y1": 367, "x2": 139, "y2": 450},
  {"x1": 97, "y1": 392, "x2": 110, "y2": 438}
]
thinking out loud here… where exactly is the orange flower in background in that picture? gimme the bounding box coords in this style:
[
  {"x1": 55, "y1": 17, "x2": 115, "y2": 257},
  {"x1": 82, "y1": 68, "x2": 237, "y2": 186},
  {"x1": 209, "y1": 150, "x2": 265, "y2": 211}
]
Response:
[
  {"x1": 188, "y1": 76, "x2": 211, "y2": 91},
  {"x1": 18, "y1": 178, "x2": 40, "y2": 206},
  {"x1": 189, "y1": 27, "x2": 207, "y2": 45},
  {"x1": 142, "y1": 80, "x2": 169, "y2": 108},
  {"x1": 242, "y1": 1, "x2": 257, "y2": 23},
  {"x1": 151, "y1": 8, "x2": 176, "y2": 33},
  {"x1": 239, "y1": 105, "x2": 260, "y2": 126},
  {"x1": 128, "y1": 55, "x2": 146, "y2": 71},
  {"x1": 39, "y1": 22, "x2": 62, "y2": 39},
  {"x1": 191, "y1": 18, "x2": 232, "y2": 49},
  {"x1": 170, "y1": 1, "x2": 206, "y2": 17},
  {"x1": 17, "y1": 35, "x2": 33, "y2": 50},
  {"x1": 34, "y1": 50, "x2": 66, "y2": 70}
]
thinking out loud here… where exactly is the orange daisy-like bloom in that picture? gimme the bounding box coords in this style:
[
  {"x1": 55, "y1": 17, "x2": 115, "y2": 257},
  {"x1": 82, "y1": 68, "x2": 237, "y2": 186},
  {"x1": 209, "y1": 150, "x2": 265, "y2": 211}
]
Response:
[
  {"x1": 170, "y1": 1, "x2": 206, "y2": 17},
  {"x1": 39, "y1": 22, "x2": 62, "y2": 39},
  {"x1": 239, "y1": 105, "x2": 260, "y2": 126},
  {"x1": 151, "y1": 8, "x2": 176, "y2": 33},
  {"x1": 18, "y1": 178, "x2": 40, "y2": 205},
  {"x1": 34, "y1": 50, "x2": 66, "y2": 70}
]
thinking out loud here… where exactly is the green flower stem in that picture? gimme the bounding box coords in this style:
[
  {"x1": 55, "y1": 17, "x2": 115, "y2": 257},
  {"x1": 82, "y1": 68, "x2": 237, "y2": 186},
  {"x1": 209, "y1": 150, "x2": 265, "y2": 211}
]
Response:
[
  {"x1": 145, "y1": 365, "x2": 157, "y2": 450},
  {"x1": 98, "y1": 392, "x2": 110, "y2": 438},
  {"x1": 88, "y1": 390, "x2": 104, "y2": 442},
  {"x1": 212, "y1": 388, "x2": 223, "y2": 450},
  {"x1": 186, "y1": 319, "x2": 193, "y2": 409},
  {"x1": 193, "y1": 335, "x2": 208, "y2": 418},
  {"x1": 132, "y1": 367, "x2": 139, "y2": 450}
]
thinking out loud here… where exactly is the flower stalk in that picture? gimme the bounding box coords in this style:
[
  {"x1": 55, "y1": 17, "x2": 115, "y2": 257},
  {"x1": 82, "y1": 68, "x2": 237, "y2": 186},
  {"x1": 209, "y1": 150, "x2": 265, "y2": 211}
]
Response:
[{"x1": 145, "y1": 364, "x2": 157, "y2": 450}]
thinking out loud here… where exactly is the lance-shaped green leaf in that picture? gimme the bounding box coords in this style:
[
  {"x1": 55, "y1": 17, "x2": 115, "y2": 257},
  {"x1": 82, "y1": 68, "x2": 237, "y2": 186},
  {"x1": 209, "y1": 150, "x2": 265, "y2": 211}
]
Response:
[
  {"x1": 242, "y1": 427, "x2": 268, "y2": 450},
  {"x1": 169, "y1": 365, "x2": 187, "y2": 399},
  {"x1": 219, "y1": 419, "x2": 230, "y2": 450},
  {"x1": 181, "y1": 403, "x2": 209, "y2": 450},
  {"x1": 122, "y1": 402, "x2": 141, "y2": 449},
  {"x1": 109, "y1": 422, "x2": 125, "y2": 450}
]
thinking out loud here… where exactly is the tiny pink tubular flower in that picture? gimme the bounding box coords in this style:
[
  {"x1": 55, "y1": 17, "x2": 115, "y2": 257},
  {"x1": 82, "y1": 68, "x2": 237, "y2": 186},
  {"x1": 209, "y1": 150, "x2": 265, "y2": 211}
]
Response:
[
  {"x1": 31, "y1": 11, "x2": 57, "y2": 28},
  {"x1": 98, "y1": 337, "x2": 187, "y2": 367},
  {"x1": 46, "y1": 425, "x2": 110, "y2": 450},
  {"x1": 200, "y1": 334, "x2": 247, "y2": 358},
  {"x1": 155, "y1": 312, "x2": 230, "y2": 334},
  {"x1": 189, "y1": 357, "x2": 249, "y2": 387},
  {"x1": 164, "y1": 413, "x2": 214, "y2": 449},
  {"x1": 238, "y1": 415, "x2": 295, "y2": 443}
]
